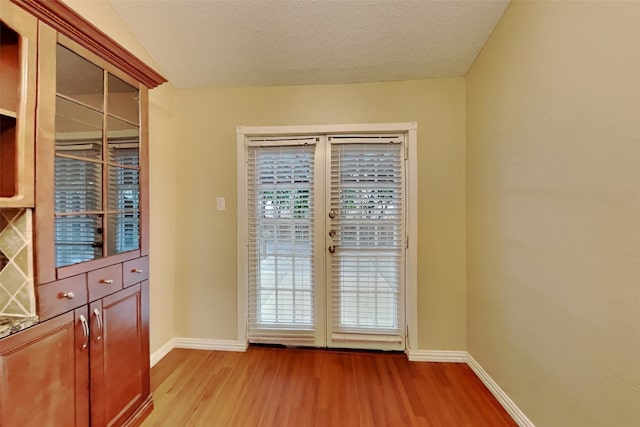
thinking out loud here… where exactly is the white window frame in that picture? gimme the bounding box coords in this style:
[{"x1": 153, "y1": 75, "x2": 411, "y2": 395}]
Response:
[{"x1": 237, "y1": 122, "x2": 418, "y2": 353}]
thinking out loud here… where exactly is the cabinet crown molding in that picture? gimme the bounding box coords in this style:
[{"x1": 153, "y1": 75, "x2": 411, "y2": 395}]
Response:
[{"x1": 11, "y1": 0, "x2": 167, "y2": 88}]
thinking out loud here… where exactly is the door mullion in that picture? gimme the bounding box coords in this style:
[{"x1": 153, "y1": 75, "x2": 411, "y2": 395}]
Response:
[{"x1": 313, "y1": 136, "x2": 327, "y2": 347}]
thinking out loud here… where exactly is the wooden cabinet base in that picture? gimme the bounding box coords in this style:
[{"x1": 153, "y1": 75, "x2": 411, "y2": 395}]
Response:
[
  {"x1": 0, "y1": 309, "x2": 90, "y2": 427},
  {"x1": 122, "y1": 395, "x2": 154, "y2": 427},
  {"x1": 1, "y1": 283, "x2": 152, "y2": 427}
]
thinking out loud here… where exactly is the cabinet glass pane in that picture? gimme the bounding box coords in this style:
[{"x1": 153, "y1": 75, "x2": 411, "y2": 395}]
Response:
[
  {"x1": 108, "y1": 74, "x2": 139, "y2": 124},
  {"x1": 56, "y1": 44, "x2": 103, "y2": 110},
  {"x1": 55, "y1": 97, "x2": 103, "y2": 159},
  {"x1": 107, "y1": 212, "x2": 140, "y2": 256},
  {"x1": 55, "y1": 157, "x2": 102, "y2": 212},
  {"x1": 108, "y1": 166, "x2": 139, "y2": 211},
  {"x1": 107, "y1": 116, "x2": 138, "y2": 166},
  {"x1": 55, "y1": 215, "x2": 103, "y2": 267}
]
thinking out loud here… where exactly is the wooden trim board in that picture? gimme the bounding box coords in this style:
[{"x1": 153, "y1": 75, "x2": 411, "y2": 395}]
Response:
[{"x1": 10, "y1": 0, "x2": 166, "y2": 88}]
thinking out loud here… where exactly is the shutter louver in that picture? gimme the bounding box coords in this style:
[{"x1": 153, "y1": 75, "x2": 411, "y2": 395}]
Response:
[
  {"x1": 108, "y1": 146, "x2": 141, "y2": 256},
  {"x1": 247, "y1": 139, "x2": 317, "y2": 344},
  {"x1": 54, "y1": 156, "x2": 103, "y2": 266}
]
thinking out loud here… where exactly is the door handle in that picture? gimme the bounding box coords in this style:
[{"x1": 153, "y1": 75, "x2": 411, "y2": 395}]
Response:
[
  {"x1": 93, "y1": 308, "x2": 103, "y2": 342},
  {"x1": 80, "y1": 314, "x2": 89, "y2": 350}
]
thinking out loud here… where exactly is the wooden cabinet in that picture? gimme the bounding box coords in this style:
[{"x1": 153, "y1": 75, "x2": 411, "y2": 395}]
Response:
[
  {"x1": 90, "y1": 282, "x2": 151, "y2": 427},
  {"x1": 34, "y1": 23, "x2": 150, "y2": 286},
  {"x1": 1, "y1": 273, "x2": 151, "y2": 427},
  {"x1": 0, "y1": 307, "x2": 90, "y2": 427},
  {"x1": 0, "y1": 1, "x2": 164, "y2": 426},
  {"x1": 0, "y1": 1, "x2": 36, "y2": 207}
]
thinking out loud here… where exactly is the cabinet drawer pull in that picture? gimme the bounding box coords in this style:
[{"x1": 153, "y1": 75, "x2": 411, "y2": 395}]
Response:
[
  {"x1": 80, "y1": 315, "x2": 89, "y2": 350},
  {"x1": 100, "y1": 279, "x2": 114, "y2": 284},
  {"x1": 93, "y1": 308, "x2": 103, "y2": 341},
  {"x1": 132, "y1": 269, "x2": 144, "y2": 273},
  {"x1": 61, "y1": 292, "x2": 75, "y2": 299}
]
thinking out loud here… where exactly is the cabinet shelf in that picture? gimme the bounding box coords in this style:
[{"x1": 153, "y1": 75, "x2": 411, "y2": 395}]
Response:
[{"x1": 0, "y1": 108, "x2": 17, "y2": 119}]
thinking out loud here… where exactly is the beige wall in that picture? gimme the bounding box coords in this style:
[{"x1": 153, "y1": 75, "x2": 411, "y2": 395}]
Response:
[
  {"x1": 466, "y1": 1, "x2": 640, "y2": 426},
  {"x1": 64, "y1": 1, "x2": 177, "y2": 355},
  {"x1": 174, "y1": 79, "x2": 467, "y2": 350}
]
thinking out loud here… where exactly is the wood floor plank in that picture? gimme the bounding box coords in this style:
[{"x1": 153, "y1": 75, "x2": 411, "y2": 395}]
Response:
[{"x1": 142, "y1": 346, "x2": 517, "y2": 427}]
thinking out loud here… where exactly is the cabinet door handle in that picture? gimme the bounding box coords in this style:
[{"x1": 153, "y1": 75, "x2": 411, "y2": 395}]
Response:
[
  {"x1": 61, "y1": 292, "x2": 75, "y2": 299},
  {"x1": 100, "y1": 279, "x2": 114, "y2": 284},
  {"x1": 132, "y1": 269, "x2": 143, "y2": 273},
  {"x1": 80, "y1": 314, "x2": 89, "y2": 350},
  {"x1": 93, "y1": 308, "x2": 103, "y2": 342}
]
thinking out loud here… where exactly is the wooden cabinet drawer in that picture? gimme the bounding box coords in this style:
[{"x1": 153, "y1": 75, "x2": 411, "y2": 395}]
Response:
[
  {"x1": 123, "y1": 256, "x2": 149, "y2": 287},
  {"x1": 88, "y1": 264, "x2": 123, "y2": 302},
  {"x1": 37, "y1": 275, "x2": 87, "y2": 321}
]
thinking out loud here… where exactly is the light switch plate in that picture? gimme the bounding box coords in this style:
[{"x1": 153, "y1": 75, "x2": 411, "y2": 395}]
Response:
[{"x1": 216, "y1": 197, "x2": 225, "y2": 211}]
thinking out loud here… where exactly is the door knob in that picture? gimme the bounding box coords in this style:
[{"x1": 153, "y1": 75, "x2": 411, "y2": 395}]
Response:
[
  {"x1": 328, "y1": 210, "x2": 336, "y2": 219},
  {"x1": 328, "y1": 245, "x2": 336, "y2": 253},
  {"x1": 328, "y1": 230, "x2": 336, "y2": 238}
]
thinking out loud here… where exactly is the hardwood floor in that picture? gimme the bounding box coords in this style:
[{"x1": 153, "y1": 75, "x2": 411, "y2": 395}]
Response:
[{"x1": 141, "y1": 346, "x2": 517, "y2": 427}]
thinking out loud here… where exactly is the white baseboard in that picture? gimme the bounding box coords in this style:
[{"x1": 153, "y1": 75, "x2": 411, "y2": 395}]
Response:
[
  {"x1": 150, "y1": 338, "x2": 175, "y2": 367},
  {"x1": 407, "y1": 349, "x2": 468, "y2": 362},
  {"x1": 466, "y1": 354, "x2": 535, "y2": 427},
  {"x1": 150, "y1": 337, "x2": 248, "y2": 368},
  {"x1": 173, "y1": 337, "x2": 248, "y2": 352}
]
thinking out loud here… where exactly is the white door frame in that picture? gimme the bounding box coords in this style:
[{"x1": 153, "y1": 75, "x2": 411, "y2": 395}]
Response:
[{"x1": 237, "y1": 122, "x2": 418, "y2": 353}]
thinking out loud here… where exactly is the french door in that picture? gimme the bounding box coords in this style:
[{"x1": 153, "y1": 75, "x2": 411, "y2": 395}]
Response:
[{"x1": 245, "y1": 133, "x2": 406, "y2": 350}]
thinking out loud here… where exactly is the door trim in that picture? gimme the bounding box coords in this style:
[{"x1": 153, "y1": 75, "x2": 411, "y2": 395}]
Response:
[{"x1": 237, "y1": 122, "x2": 418, "y2": 352}]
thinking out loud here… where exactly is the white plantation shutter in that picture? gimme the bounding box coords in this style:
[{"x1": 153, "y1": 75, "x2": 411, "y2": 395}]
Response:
[
  {"x1": 328, "y1": 136, "x2": 405, "y2": 345},
  {"x1": 54, "y1": 155, "x2": 103, "y2": 266},
  {"x1": 108, "y1": 146, "x2": 140, "y2": 254},
  {"x1": 247, "y1": 138, "x2": 317, "y2": 343}
]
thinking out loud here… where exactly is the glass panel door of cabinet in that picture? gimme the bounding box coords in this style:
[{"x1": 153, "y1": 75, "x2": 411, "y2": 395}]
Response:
[
  {"x1": 53, "y1": 42, "x2": 141, "y2": 267},
  {"x1": 106, "y1": 98, "x2": 140, "y2": 256}
]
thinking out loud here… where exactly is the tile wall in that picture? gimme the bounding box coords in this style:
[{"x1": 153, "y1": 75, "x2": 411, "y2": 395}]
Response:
[{"x1": 0, "y1": 209, "x2": 36, "y2": 317}]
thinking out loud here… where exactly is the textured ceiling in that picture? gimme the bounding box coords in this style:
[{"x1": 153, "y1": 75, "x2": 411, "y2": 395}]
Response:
[{"x1": 109, "y1": 0, "x2": 509, "y2": 89}]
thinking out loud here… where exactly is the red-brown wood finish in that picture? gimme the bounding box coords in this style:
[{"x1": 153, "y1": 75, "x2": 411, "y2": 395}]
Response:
[
  {"x1": 91, "y1": 283, "x2": 149, "y2": 427},
  {"x1": 0, "y1": 0, "x2": 37, "y2": 207},
  {"x1": 123, "y1": 256, "x2": 149, "y2": 287},
  {"x1": 9, "y1": 0, "x2": 166, "y2": 88},
  {"x1": 58, "y1": 250, "x2": 140, "y2": 281},
  {"x1": 37, "y1": 273, "x2": 88, "y2": 321},
  {"x1": 88, "y1": 263, "x2": 124, "y2": 302},
  {"x1": 3, "y1": 2, "x2": 154, "y2": 425},
  {"x1": 143, "y1": 347, "x2": 518, "y2": 427},
  {"x1": 33, "y1": 21, "x2": 57, "y2": 285},
  {"x1": 139, "y1": 88, "x2": 150, "y2": 257},
  {"x1": 0, "y1": 308, "x2": 90, "y2": 427},
  {"x1": 0, "y1": 38, "x2": 19, "y2": 112},
  {"x1": 0, "y1": 122, "x2": 17, "y2": 197}
]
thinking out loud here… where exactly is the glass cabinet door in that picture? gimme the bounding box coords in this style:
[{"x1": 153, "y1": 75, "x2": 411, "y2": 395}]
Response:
[{"x1": 53, "y1": 43, "x2": 141, "y2": 268}]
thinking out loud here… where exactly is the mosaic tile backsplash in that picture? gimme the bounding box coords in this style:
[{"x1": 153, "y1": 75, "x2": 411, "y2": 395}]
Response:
[{"x1": 0, "y1": 209, "x2": 36, "y2": 317}]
